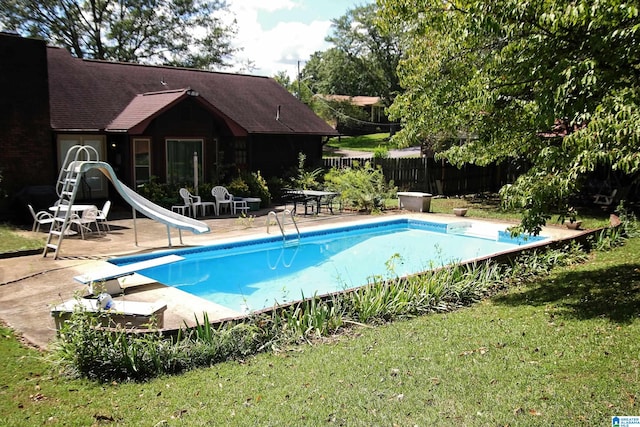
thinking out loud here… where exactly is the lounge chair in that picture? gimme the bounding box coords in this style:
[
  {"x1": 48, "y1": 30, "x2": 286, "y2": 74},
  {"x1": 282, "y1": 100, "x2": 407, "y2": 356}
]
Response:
[
  {"x1": 28, "y1": 204, "x2": 55, "y2": 232},
  {"x1": 593, "y1": 189, "x2": 617, "y2": 206}
]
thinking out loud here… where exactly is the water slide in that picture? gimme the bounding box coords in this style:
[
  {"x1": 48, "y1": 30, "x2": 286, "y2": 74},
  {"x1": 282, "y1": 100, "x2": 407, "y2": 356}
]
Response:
[{"x1": 76, "y1": 161, "x2": 210, "y2": 235}]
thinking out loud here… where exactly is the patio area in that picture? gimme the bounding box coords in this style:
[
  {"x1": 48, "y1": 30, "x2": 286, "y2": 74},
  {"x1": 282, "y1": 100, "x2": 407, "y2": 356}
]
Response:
[{"x1": 0, "y1": 206, "x2": 585, "y2": 349}]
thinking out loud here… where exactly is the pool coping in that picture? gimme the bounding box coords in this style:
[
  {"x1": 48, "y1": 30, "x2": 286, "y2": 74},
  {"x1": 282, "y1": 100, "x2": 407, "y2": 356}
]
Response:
[
  {"x1": 0, "y1": 212, "x2": 593, "y2": 349},
  {"x1": 84, "y1": 214, "x2": 593, "y2": 331}
]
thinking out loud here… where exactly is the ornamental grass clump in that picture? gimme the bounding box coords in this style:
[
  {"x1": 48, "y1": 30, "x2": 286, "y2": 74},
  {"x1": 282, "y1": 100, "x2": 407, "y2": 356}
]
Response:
[
  {"x1": 272, "y1": 294, "x2": 345, "y2": 342},
  {"x1": 51, "y1": 234, "x2": 611, "y2": 383},
  {"x1": 345, "y1": 261, "x2": 503, "y2": 323}
]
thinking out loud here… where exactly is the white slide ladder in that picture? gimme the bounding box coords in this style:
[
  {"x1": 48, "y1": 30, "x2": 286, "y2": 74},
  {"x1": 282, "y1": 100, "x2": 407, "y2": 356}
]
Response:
[
  {"x1": 43, "y1": 145, "x2": 210, "y2": 259},
  {"x1": 44, "y1": 145, "x2": 100, "y2": 258}
]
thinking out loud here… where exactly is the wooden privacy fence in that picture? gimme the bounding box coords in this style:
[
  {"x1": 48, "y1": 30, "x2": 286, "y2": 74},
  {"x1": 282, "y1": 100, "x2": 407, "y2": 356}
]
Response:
[{"x1": 322, "y1": 157, "x2": 517, "y2": 195}]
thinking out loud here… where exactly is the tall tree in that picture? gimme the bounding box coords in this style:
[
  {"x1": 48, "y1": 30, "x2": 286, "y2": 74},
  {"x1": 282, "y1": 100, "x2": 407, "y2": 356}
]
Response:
[
  {"x1": 380, "y1": 0, "x2": 640, "y2": 233},
  {"x1": 0, "y1": 0, "x2": 237, "y2": 69},
  {"x1": 302, "y1": 4, "x2": 403, "y2": 105}
]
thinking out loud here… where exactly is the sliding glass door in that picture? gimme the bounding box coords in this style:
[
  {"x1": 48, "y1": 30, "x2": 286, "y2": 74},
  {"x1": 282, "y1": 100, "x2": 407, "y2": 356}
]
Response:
[{"x1": 166, "y1": 139, "x2": 203, "y2": 185}]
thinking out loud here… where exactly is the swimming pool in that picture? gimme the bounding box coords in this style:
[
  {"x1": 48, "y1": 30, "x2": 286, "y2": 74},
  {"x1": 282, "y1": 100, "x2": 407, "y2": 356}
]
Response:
[{"x1": 112, "y1": 218, "x2": 546, "y2": 313}]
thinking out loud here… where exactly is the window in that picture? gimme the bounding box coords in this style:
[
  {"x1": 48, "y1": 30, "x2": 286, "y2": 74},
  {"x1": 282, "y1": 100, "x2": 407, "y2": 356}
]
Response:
[
  {"x1": 166, "y1": 139, "x2": 203, "y2": 185},
  {"x1": 57, "y1": 135, "x2": 108, "y2": 199},
  {"x1": 235, "y1": 139, "x2": 247, "y2": 168},
  {"x1": 133, "y1": 138, "x2": 151, "y2": 187}
]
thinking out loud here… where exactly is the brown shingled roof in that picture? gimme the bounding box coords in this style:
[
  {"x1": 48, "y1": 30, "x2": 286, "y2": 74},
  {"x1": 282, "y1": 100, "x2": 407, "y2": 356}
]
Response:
[
  {"x1": 47, "y1": 47, "x2": 338, "y2": 136},
  {"x1": 105, "y1": 88, "x2": 187, "y2": 133},
  {"x1": 105, "y1": 88, "x2": 247, "y2": 136}
]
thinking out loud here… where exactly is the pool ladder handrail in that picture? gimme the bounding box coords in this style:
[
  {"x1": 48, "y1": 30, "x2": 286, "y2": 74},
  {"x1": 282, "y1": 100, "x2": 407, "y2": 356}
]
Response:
[
  {"x1": 266, "y1": 241, "x2": 300, "y2": 270},
  {"x1": 266, "y1": 209, "x2": 300, "y2": 243}
]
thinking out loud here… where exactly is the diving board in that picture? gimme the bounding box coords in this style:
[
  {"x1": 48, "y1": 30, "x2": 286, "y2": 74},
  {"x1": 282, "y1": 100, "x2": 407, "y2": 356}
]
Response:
[{"x1": 74, "y1": 254, "x2": 184, "y2": 294}]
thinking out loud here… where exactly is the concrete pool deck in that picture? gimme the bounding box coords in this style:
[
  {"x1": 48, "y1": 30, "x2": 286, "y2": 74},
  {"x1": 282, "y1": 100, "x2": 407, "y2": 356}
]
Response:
[{"x1": 0, "y1": 207, "x2": 587, "y2": 349}]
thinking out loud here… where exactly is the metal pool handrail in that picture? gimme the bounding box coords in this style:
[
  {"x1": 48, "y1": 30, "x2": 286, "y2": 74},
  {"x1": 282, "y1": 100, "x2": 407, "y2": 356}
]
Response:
[{"x1": 266, "y1": 209, "x2": 300, "y2": 242}]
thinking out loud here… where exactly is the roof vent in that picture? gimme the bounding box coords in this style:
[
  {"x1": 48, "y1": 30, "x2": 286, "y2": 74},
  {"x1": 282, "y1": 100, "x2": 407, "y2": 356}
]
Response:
[{"x1": 276, "y1": 105, "x2": 281, "y2": 121}]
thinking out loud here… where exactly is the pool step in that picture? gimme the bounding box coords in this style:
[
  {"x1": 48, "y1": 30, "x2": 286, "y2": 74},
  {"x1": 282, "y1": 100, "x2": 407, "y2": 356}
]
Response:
[{"x1": 447, "y1": 221, "x2": 504, "y2": 240}]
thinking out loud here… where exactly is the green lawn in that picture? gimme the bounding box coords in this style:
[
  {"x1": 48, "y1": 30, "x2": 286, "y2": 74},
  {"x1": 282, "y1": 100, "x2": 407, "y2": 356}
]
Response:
[
  {"x1": 326, "y1": 132, "x2": 396, "y2": 152},
  {"x1": 0, "y1": 225, "x2": 45, "y2": 253},
  {"x1": 1, "y1": 223, "x2": 638, "y2": 425}
]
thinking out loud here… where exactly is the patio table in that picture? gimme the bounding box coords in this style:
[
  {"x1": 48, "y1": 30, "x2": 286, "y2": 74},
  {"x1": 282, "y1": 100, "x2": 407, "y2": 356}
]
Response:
[
  {"x1": 49, "y1": 204, "x2": 98, "y2": 235},
  {"x1": 286, "y1": 190, "x2": 338, "y2": 214}
]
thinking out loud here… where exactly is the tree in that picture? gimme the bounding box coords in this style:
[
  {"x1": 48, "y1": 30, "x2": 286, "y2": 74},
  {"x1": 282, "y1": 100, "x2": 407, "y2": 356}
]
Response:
[
  {"x1": 0, "y1": 0, "x2": 237, "y2": 69},
  {"x1": 301, "y1": 4, "x2": 403, "y2": 104},
  {"x1": 302, "y1": 49, "x2": 372, "y2": 97},
  {"x1": 272, "y1": 71, "x2": 293, "y2": 93},
  {"x1": 379, "y1": 0, "x2": 640, "y2": 233}
]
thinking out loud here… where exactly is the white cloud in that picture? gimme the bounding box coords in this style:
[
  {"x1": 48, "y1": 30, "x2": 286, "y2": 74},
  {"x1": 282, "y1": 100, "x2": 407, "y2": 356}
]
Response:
[{"x1": 224, "y1": 1, "x2": 333, "y2": 78}]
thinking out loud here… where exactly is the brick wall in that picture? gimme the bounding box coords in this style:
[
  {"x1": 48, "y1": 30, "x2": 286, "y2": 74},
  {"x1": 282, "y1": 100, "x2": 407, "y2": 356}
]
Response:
[{"x1": 0, "y1": 33, "x2": 56, "y2": 221}]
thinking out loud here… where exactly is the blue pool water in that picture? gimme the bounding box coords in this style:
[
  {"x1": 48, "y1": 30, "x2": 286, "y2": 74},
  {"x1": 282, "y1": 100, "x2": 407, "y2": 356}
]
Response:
[{"x1": 112, "y1": 218, "x2": 545, "y2": 313}]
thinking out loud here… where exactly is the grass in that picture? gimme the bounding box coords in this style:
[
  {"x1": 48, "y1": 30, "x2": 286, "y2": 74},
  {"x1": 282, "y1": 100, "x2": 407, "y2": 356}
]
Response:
[
  {"x1": 326, "y1": 132, "x2": 395, "y2": 152},
  {"x1": 0, "y1": 224, "x2": 45, "y2": 253},
  {"x1": 392, "y1": 195, "x2": 612, "y2": 231},
  {"x1": 1, "y1": 231, "x2": 639, "y2": 425}
]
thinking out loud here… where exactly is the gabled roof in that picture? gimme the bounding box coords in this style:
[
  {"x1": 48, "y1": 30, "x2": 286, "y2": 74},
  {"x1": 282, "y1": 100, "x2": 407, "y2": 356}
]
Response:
[
  {"x1": 105, "y1": 88, "x2": 247, "y2": 136},
  {"x1": 105, "y1": 88, "x2": 187, "y2": 133},
  {"x1": 47, "y1": 47, "x2": 338, "y2": 136}
]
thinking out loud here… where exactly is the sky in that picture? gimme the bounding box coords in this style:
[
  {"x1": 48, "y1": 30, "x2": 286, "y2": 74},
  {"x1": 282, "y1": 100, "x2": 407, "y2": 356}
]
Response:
[{"x1": 224, "y1": 0, "x2": 374, "y2": 79}]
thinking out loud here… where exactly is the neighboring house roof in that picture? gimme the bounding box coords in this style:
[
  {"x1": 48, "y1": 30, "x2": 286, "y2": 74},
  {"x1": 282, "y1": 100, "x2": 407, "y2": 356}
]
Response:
[
  {"x1": 316, "y1": 94, "x2": 384, "y2": 107},
  {"x1": 47, "y1": 47, "x2": 338, "y2": 136}
]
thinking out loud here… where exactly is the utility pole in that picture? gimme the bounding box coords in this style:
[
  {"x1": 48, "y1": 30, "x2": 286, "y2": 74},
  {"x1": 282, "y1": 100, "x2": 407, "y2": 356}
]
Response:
[{"x1": 297, "y1": 60, "x2": 301, "y2": 99}]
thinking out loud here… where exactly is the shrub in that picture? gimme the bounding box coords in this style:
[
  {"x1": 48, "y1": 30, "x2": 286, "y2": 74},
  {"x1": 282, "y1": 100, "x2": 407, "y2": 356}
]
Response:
[
  {"x1": 136, "y1": 176, "x2": 181, "y2": 208},
  {"x1": 227, "y1": 176, "x2": 250, "y2": 197},
  {"x1": 227, "y1": 171, "x2": 271, "y2": 207},
  {"x1": 291, "y1": 152, "x2": 324, "y2": 190},
  {"x1": 324, "y1": 161, "x2": 397, "y2": 212},
  {"x1": 267, "y1": 176, "x2": 288, "y2": 203},
  {"x1": 373, "y1": 145, "x2": 389, "y2": 159}
]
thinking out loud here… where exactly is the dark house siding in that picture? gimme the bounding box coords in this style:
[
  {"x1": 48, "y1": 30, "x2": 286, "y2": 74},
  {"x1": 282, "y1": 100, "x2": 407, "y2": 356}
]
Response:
[
  {"x1": 0, "y1": 35, "x2": 54, "y2": 188},
  {"x1": 0, "y1": 34, "x2": 56, "y2": 220},
  {"x1": 249, "y1": 134, "x2": 324, "y2": 178}
]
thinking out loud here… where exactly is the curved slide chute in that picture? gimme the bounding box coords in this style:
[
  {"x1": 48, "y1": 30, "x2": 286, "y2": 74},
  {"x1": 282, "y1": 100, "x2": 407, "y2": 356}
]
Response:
[{"x1": 77, "y1": 161, "x2": 210, "y2": 234}]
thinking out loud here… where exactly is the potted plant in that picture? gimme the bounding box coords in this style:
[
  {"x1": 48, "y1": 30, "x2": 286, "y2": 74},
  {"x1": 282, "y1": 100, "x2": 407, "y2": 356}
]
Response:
[
  {"x1": 453, "y1": 207, "x2": 468, "y2": 217},
  {"x1": 564, "y1": 207, "x2": 582, "y2": 230}
]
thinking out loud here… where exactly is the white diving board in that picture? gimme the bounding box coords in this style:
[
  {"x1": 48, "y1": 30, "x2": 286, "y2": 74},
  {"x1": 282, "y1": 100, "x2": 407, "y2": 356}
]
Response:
[{"x1": 73, "y1": 254, "x2": 184, "y2": 294}]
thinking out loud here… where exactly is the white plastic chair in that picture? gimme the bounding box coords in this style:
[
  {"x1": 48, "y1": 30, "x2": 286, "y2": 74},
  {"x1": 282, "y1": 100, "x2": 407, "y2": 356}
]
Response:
[
  {"x1": 211, "y1": 186, "x2": 233, "y2": 216},
  {"x1": 179, "y1": 188, "x2": 205, "y2": 217},
  {"x1": 96, "y1": 200, "x2": 111, "y2": 232},
  {"x1": 70, "y1": 206, "x2": 101, "y2": 239},
  {"x1": 28, "y1": 204, "x2": 54, "y2": 232}
]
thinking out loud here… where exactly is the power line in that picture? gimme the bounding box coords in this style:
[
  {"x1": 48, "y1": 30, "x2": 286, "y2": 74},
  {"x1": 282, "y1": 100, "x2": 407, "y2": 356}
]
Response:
[{"x1": 311, "y1": 94, "x2": 398, "y2": 129}]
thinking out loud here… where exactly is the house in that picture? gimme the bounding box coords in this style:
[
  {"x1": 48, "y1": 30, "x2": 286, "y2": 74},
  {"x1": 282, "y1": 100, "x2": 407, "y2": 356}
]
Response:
[
  {"x1": 314, "y1": 94, "x2": 392, "y2": 135},
  {"x1": 0, "y1": 33, "x2": 338, "y2": 220}
]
